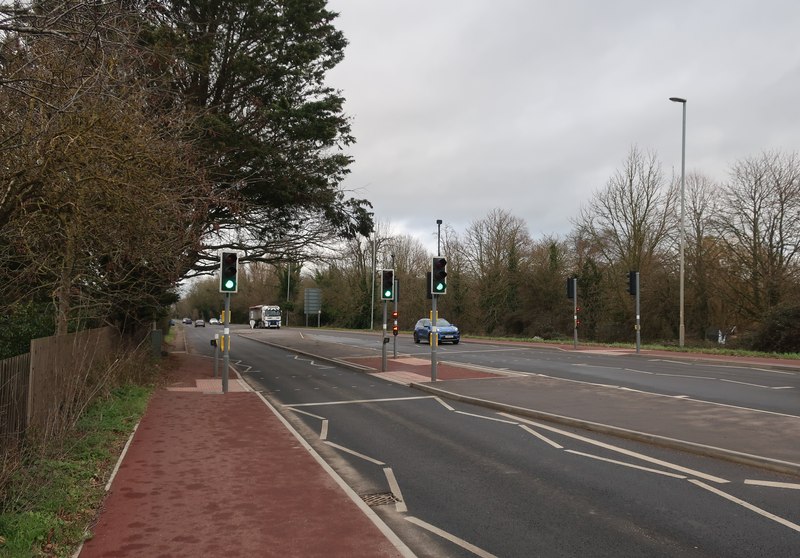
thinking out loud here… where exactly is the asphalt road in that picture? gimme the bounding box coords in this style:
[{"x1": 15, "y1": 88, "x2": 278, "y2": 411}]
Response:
[
  {"x1": 184, "y1": 326, "x2": 800, "y2": 557},
  {"x1": 300, "y1": 329, "x2": 800, "y2": 416}
]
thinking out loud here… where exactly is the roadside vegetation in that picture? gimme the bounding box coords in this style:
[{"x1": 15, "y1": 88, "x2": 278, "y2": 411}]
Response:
[
  {"x1": 0, "y1": 349, "x2": 161, "y2": 557},
  {"x1": 180, "y1": 149, "x2": 800, "y2": 356}
]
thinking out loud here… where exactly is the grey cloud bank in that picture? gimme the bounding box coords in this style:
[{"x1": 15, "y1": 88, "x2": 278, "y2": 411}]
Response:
[{"x1": 327, "y1": 0, "x2": 800, "y2": 249}]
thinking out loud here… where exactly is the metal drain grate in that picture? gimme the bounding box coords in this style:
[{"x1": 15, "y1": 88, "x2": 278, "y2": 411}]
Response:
[{"x1": 361, "y1": 492, "x2": 399, "y2": 507}]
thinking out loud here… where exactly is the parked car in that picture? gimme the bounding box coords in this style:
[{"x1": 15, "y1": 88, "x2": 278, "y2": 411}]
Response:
[
  {"x1": 182, "y1": 317, "x2": 192, "y2": 324},
  {"x1": 413, "y1": 318, "x2": 460, "y2": 344},
  {"x1": 194, "y1": 319, "x2": 205, "y2": 327}
]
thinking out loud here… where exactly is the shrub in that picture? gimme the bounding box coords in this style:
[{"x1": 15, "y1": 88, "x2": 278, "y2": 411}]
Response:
[{"x1": 749, "y1": 305, "x2": 800, "y2": 353}]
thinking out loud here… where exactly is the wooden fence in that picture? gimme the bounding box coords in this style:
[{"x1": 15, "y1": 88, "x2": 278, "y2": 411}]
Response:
[
  {"x1": 0, "y1": 352, "x2": 31, "y2": 442},
  {"x1": 0, "y1": 327, "x2": 119, "y2": 442}
]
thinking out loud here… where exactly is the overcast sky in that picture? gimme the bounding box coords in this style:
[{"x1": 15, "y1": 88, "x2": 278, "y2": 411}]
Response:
[{"x1": 325, "y1": 0, "x2": 800, "y2": 253}]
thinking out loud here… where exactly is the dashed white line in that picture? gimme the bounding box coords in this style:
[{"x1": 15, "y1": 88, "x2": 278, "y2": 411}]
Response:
[
  {"x1": 506, "y1": 374, "x2": 800, "y2": 419},
  {"x1": 252, "y1": 391, "x2": 415, "y2": 558},
  {"x1": 454, "y1": 411, "x2": 519, "y2": 424},
  {"x1": 624, "y1": 368, "x2": 654, "y2": 375},
  {"x1": 320, "y1": 420, "x2": 328, "y2": 441},
  {"x1": 519, "y1": 424, "x2": 563, "y2": 449},
  {"x1": 500, "y1": 413, "x2": 729, "y2": 484},
  {"x1": 285, "y1": 407, "x2": 326, "y2": 420},
  {"x1": 405, "y1": 516, "x2": 498, "y2": 558},
  {"x1": 744, "y1": 479, "x2": 800, "y2": 490},
  {"x1": 690, "y1": 479, "x2": 800, "y2": 533},
  {"x1": 285, "y1": 395, "x2": 434, "y2": 407},
  {"x1": 383, "y1": 468, "x2": 407, "y2": 513},
  {"x1": 324, "y1": 441, "x2": 385, "y2": 465},
  {"x1": 720, "y1": 378, "x2": 792, "y2": 389},
  {"x1": 433, "y1": 397, "x2": 455, "y2": 411},
  {"x1": 655, "y1": 373, "x2": 716, "y2": 380},
  {"x1": 565, "y1": 450, "x2": 687, "y2": 479},
  {"x1": 707, "y1": 364, "x2": 796, "y2": 376}
]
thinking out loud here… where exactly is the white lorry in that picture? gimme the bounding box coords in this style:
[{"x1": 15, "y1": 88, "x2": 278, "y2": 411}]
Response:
[{"x1": 249, "y1": 305, "x2": 282, "y2": 329}]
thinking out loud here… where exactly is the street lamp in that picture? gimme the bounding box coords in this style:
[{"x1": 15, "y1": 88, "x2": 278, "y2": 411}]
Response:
[{"x1": 670, "y1": 96, "x2": 686, "y2": 347}]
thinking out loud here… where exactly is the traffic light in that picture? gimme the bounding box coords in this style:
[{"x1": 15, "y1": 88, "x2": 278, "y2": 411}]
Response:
[
  {"x1": 391, "y1": 310, "x2": 399, "y2": 336},
  {"x1": 381, "y1": 269, "x2": 395, "y2": 301},
  {"x1": 566, "y1": 277, "x2": 576, "y2": 299},
  {"x1": 220, "y1": 252, "x2": 238, "y2": 293},
  {"x1": 628, "y1": 271, "x2": 638, "y2": 295},
  {"x1": 431, "y1": 257, "x2": 447, "y2": 295}
]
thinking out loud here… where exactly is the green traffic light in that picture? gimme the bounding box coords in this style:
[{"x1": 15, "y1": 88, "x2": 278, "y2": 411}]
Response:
[
  {"x1": 435, "y1": 283, "x2": 445, "y2": 291},
  {"x1": 384, "y1": 289, "x2": 392, "y2": 298},
  {"x1": 225, "y1": 279, "x2": 236, "y2": 290}
]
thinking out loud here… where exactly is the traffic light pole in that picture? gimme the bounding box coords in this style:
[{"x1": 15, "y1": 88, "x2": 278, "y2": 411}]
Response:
[
  {"x1": 393, "y1": 279, "x2": 398, "y2": 359},
  {"x1": 572, "y1": 278, "x2": 578, "y2": 350},
  {"x1": 223, "y1": 293, "x2": 230, "y2": 393},
  {"x1": 381, "y1": 300, "x2": 388, "y2": 372},
  {"x1": 634, "y1": 272, "x2": 641, "y2": 353},
  {"x1": 430, "y1": 295, "x2": 438, "y2": 382}
]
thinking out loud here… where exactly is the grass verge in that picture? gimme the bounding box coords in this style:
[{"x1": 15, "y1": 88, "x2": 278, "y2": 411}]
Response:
[{"x1": 0, "y1": 383, "x2": 152, "y2": 557}]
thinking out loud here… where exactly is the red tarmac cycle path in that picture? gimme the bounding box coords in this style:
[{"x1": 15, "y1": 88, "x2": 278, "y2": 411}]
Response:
[{"x1": 78, "y1": 351, "x2": 407, "y2": 558}]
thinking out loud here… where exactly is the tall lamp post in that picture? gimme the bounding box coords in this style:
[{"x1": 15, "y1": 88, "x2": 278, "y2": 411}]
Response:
[{"x1": 669, "y1": 96, "x2": 687, "y2": 347}]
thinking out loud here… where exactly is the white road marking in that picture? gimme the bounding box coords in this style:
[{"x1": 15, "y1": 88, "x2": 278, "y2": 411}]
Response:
[
  {"x1": 285, "y1": 407, "x2": 326, "y2": 420},
  {"x1": 744, "y1": 479, "x2": 800, "y2": 490},
  {"x1": 678, "y1": 397, "x2": 800, "y2": 419},
  {"x1": 455, "y1": 411, "x2": 519, "y2": 424},
  {"x1": 500, "y1": 413, "x2": 729, "y2": 484},
  {"x1": 433, "y1": 397, "x2": 455, "y2": 411},
  {"x1": 689, "y1": 479, "x2": 800, "y2": 533},
  {"x1": 509, "y1": 373, "x2": 800, "y2": 419},
  {"x1": 291, "y1": 354, "x2": 334, "y2": 369},
  {"x1": 324, "y1": 441, "x2": 385, "y2": 465},
  {"x1": 442, "y1": 347, "x2": 527, "y2": 355},
  {"x1": 252, "y1": 392, "x2": 416, "y2": 557},
  {"x1": 624, "y1": 368, "x2": 654, "y2": 375},
  {"x1": 707, "y1": 364, "x2": 797, "y2": 376},
  {"x1": 565, "y1": 450, "x2": 687, "y2": 479},
  {"x1": 383, "y1": 468, "x2": 407, "y2": 512},
  {"x1": 405, "y1": 516, "x2": 498, "y2": 558},
  {"x1": 648, "y1": 359, "x2": 692, "y2": 366},
  {"x1": 333, "y1": 358, "x2": 374, "y2": 371},
  {"x1": 105, "y1": 421, "x2": 140, "y2": 491},
  {"x1": 519, "y1": 425, "x2": 563, "y2": 449},
  {"x1": 320, "y1": 420, "x2": 328, "y2": 441},
  {"x1": 720, "y1": 378, "x2": 792, "y2": 389},
  {"x1": 285, "y1": 395, "x2": 435, "y2": 407},
  {"x1": 655, "y1": 373, "x2": 716, "y2": 380}
]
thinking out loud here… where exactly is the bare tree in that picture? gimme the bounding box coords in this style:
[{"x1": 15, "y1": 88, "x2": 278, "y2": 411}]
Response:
[
  {"x1": 463, "y1": 208, "x2": 532, "y2": 334},
  {"x1": 571, "y1": 146, "x2": 677, "y2": 340},
  {"x1": 0, "y1": 2, "x2": 211, "y2": 333},
  {"x1": 713, "y1": 151, "x2": 800, "y2": 321},
  {"x1": 683, "y1": 172, "x2": 732, "y2": 339},
  {"x1": 573, "y1": 146, "x2": 675, "y2": 272}
]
